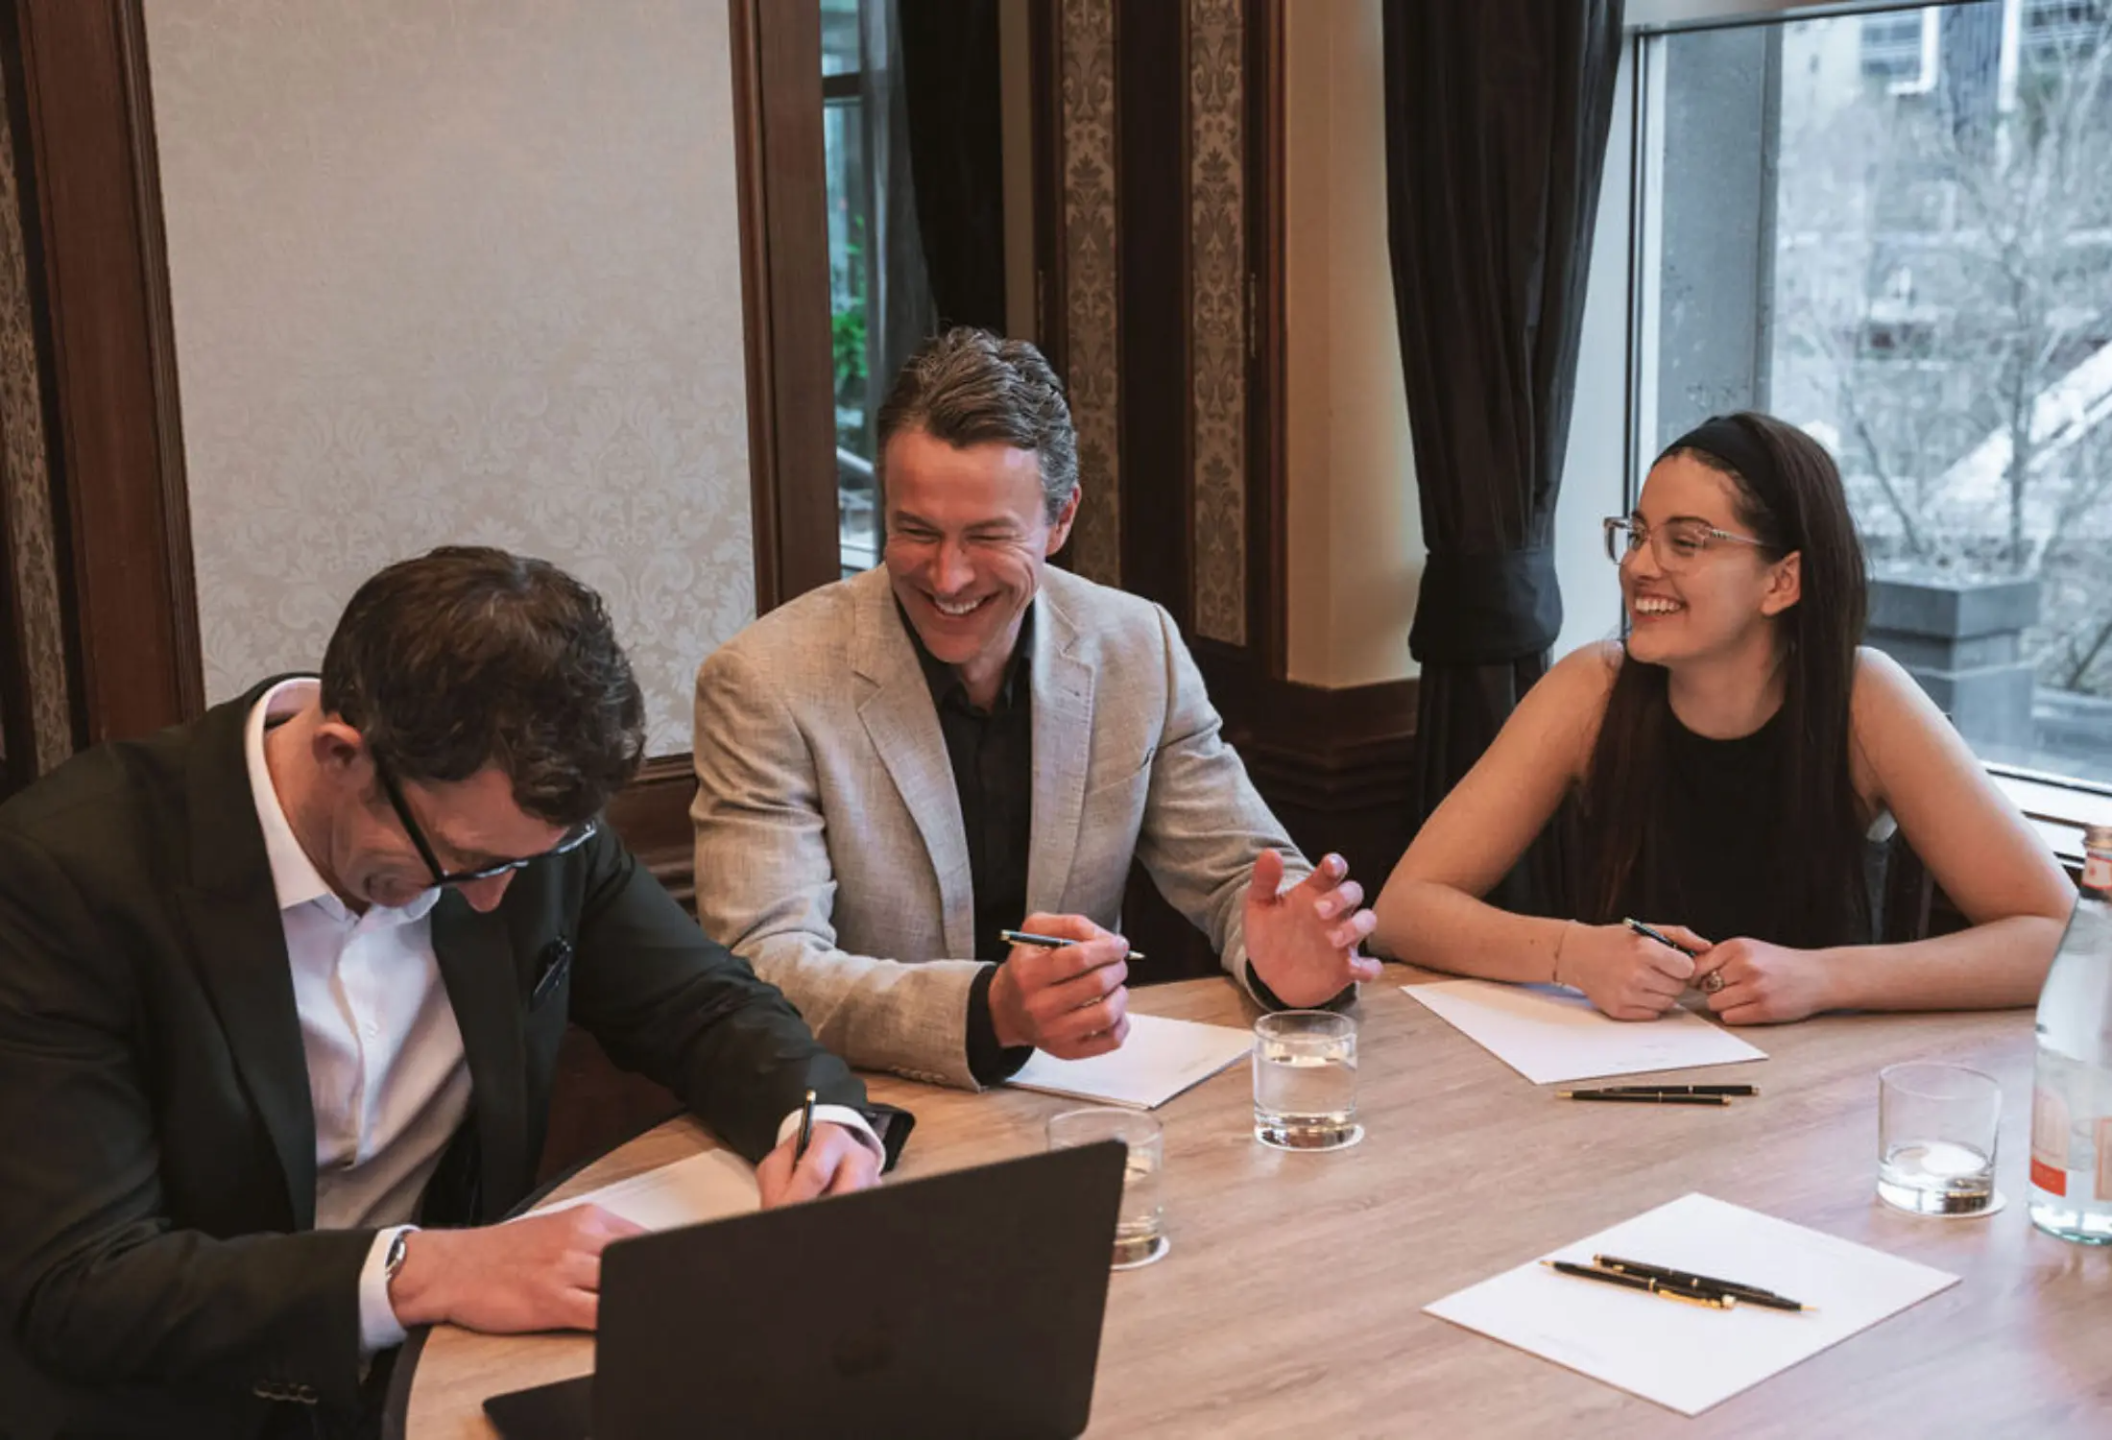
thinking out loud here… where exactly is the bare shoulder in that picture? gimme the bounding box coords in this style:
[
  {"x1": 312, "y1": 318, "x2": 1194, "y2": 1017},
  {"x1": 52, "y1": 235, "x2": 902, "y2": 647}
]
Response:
[
  {"x1": 1546, "y1": 639, "x2": 1626, "y2": 700},
  {"x1": 1532, "y1": 641, "x2": 1625, "y2": 733},
  {"x1": 1846, "y1": 644, "x2": 1975, "y2": 805},
  {"x1": 1848, "y1": 644, "x2": 1946, "y2": 744}
]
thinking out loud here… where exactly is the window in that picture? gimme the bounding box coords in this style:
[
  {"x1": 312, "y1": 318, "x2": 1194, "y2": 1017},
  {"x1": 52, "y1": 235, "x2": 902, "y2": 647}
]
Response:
[
  {"x1": 1638, "y1": 0, "x2": 2112, "y2": 791},
  {"x1": 1860, "y1": 10, "x2": 1938, "y2": 92},
  {"x1": 822, "y1": 0, "x2": 879, "y2": 575}
]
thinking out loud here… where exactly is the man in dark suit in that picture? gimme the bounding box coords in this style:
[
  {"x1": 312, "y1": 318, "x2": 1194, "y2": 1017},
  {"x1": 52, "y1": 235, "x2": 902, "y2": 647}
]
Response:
[{"x1": 0, "y1": 548, "x2": 905, "y2": 1439}]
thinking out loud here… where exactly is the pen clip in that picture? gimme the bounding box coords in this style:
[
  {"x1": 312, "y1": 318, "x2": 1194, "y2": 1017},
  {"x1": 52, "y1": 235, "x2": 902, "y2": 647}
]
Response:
[{"x1": 530, "y1": 938, "x2": 573, "y2": 1008}]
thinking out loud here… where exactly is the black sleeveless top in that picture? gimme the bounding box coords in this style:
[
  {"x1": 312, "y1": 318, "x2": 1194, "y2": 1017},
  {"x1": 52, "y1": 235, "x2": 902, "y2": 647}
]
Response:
[{"x1": 1616, "y1": 707, "x2": 1866, "y2": 949}]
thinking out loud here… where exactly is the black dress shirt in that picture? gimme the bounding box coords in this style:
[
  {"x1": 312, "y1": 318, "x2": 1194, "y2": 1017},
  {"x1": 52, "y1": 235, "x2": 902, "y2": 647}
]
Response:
[{"x1": 901, "y1": 602, "x2": 1038, "y2": 1085}]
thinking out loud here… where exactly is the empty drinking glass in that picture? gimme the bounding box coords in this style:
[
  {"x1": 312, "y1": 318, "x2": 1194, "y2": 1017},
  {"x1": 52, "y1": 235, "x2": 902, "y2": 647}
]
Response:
[
  {"x1": 1877, "y1": 1062, "x2": 2001, "y2": 1217},
  {"x1": 1253, "y1": 1010, "x2": 1362, "y2": 1151},
  {"x1": 1047, "y1": 1107, "x2": 1168, "y2": 1268}
]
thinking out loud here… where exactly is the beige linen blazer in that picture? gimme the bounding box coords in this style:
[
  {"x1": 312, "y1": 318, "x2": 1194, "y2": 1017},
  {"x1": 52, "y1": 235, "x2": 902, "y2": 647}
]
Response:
[{"x1": 691, "y1": 564, "x2": 1308, "y2": 1089}]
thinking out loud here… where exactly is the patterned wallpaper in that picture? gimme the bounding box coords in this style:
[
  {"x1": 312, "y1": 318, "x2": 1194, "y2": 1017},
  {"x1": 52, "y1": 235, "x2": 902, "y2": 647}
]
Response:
[
  {"x1": 0, "y1": 50, "x2": 71, "y2": 777},
  {"x1": 1189, "y1": 0, "x2": 1248, "y2": 645},
  {"x1": 144, "y1": 0, "x2": 754, "y2": 753},
  {"x1": 1060, "y1": 0, "x2": 1121, "y2": 586}
]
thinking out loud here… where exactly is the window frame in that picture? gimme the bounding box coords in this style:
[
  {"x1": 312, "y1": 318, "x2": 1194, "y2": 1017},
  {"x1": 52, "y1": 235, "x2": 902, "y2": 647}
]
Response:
[{"x1": 1598, "y1": 0, "x2": 2111, "y2": 865}]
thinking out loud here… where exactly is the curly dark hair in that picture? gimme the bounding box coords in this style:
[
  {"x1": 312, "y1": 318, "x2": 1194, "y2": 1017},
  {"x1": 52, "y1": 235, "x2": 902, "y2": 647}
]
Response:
[{"x1": 320, "y1": 547, "x2": 646, "y2": 826}]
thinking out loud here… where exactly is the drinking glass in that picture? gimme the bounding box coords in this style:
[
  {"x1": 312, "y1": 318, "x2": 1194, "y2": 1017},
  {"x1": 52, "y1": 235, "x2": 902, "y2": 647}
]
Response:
[
  {"x1": 1877, "y1": 1062, "x2": 2001, "y2": 1216},
  {"x1": 1047, "y1": 1107, "x2": 1168, "y2": 1268},
  {"x1": 1253, "y1": 1010, "x2": 1363, "y2": 1151}
]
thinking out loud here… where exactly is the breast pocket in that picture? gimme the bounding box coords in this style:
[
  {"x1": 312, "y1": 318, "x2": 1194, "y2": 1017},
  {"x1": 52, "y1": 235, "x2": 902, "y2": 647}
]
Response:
[
  {"x1": 1082, "y1": 743, "x2": 1156, "y2": 802},
  {"x1": 526, "y1": 938, "x2": 574, "y2": 1014}
]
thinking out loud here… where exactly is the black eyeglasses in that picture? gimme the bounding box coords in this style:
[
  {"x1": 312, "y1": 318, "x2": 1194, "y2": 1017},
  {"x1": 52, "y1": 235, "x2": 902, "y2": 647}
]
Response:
[{"x1": 370, "y1": 752, "x2": 598, "y2": 888}]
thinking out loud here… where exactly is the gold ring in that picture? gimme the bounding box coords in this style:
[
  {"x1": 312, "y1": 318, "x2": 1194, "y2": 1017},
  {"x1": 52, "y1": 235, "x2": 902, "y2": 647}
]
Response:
[{"x1": 1700, "y1": 972, "x2": 1725, "y2": 995}]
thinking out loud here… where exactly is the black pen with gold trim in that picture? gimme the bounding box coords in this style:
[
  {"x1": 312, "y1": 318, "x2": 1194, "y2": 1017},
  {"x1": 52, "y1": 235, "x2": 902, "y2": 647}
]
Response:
[
  {"x1": 1593, "y1": 1255, "x2": 1813, "y2": 1312},
  {"x1": 1556, "y1": 1090, "x2": 1731, "y2": 1106},
  {"x1": 1538, "y1": 1259, "x2": 1735, "y2": 1309}
]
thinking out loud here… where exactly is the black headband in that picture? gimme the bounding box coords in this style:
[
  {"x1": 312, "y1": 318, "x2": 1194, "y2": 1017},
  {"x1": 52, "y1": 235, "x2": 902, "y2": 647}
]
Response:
[{"x1": 1658, "y1": 415, "x2": 1789, "y2": 538}]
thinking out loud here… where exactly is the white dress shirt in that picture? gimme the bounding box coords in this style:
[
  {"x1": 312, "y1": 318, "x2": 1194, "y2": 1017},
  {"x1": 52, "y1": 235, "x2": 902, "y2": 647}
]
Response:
[
  {"x1": 244, "y1": 679, "x2": 881, "y2": 1355},
  {"x1": 247, "y1": 678, "x2": 467, "y2": 1352}
]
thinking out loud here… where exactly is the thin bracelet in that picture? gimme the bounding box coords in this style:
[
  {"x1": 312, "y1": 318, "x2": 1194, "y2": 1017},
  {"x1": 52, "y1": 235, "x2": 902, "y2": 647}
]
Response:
[{"x1": 1551, "y1": 920, "x2": 1579, "y2": 987}]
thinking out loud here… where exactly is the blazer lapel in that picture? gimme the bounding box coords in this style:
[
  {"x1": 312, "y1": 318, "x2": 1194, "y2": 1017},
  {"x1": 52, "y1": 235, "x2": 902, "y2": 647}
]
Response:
[
  {"x1": 1027, "y1": 586, "x2": 1096, "y2": 916},
  {"x1": 852, "y1": 572, "x2": 976, "y2": 958},
  {"x1": 176, "y1": 685, "x2": 319, "y2": 1229},
  {"x1": 430, "y1": 894, "x2": 529, "y2": 1214}
]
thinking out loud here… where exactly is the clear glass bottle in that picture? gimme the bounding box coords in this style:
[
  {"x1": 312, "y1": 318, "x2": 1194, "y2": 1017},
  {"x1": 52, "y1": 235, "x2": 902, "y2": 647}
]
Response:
[{"x1": 2028, "y1": 823, "x2": 2112, "y2": 1244}]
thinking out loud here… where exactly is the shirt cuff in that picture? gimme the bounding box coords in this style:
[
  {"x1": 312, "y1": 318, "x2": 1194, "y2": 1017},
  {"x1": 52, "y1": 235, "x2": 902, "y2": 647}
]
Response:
[
  {"x1": 776, "y1": 1104, "x2": 885, "y2": 1161},
  {"x1": 357, "y1": 1226, "x2": 414, "y2": 1355},
  {"x1": 965, "y1": 963, "x2": 1035, "y2": 1087},
  {"x1": 1244, "y1": 960, "x2": 1357, "y2": 1013}
]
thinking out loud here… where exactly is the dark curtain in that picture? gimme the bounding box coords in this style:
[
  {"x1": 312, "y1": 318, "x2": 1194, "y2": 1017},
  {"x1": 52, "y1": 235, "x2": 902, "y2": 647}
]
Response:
[
  {"x1": 1384, "y1": 0, "x2": 1624, "y2": 912},
  {"x1": 896, "y1": 0, "x2": 1008, "y2": 333},
  {"x1": 861, "y1": 0, "x2": 937, "y2": 397}
]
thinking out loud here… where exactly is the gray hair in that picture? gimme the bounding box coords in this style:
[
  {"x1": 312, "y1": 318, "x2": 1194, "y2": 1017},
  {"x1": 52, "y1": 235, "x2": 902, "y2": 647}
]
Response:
[{"x1": 874, "y1": 327, "x2": 1078, "y2": 522}]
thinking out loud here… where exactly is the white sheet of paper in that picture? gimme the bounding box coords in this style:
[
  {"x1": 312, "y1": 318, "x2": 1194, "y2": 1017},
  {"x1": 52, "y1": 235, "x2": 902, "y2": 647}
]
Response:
[
  {"x1": 1007, "y1": 1011, "x2": 1253, "y2": 1109},
  {"x1": 1402, "y1": 979, "x2": 1766, "y2": 1084},
  {"x1": 531, "y1": 1147, "x2": 759, "y2": 1232},
  {"x1": 1425, "y1": 1192, "x2": 1959, "y2": 1416}
]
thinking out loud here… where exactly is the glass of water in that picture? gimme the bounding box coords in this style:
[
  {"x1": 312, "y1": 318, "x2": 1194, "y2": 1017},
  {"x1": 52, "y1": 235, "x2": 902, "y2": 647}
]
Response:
[
  {"x1": 1877, "y1": 1062, "x2": 2001, "y2": 1216},
  {"x1": 1253, "y1": 1010, "x2": 1363, "y2": 1151},
  {"x1": 1047, "y1": 1107, "x2": 1168, "y2": 1269}
]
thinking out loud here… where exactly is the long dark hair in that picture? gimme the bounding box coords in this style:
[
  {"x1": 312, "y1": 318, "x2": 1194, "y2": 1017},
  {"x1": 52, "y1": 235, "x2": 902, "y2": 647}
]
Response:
[{"x1": 1577, "y1": 412, "x2": 1871, "y2": 947}]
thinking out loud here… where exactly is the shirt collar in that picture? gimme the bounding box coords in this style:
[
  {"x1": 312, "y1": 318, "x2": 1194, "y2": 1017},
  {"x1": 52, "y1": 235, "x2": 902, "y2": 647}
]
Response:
[
  {"x1": 898, "y1": 599, "x2": 1035, "y2": 715},
  {"x1": 245, "y1": 677, "x2": 441, "y2": 923}
]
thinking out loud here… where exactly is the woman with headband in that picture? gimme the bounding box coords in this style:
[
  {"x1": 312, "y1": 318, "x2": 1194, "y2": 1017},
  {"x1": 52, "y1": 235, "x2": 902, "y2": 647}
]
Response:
[{"x1": 1372, "y1": 412, "x2": 2074, "y2": 1023}]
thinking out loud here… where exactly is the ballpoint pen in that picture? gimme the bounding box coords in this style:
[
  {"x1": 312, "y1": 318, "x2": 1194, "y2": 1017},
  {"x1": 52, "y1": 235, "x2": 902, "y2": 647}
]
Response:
[
  {"x1": 1592, "y1": 1255, "x2": 1813, "y2": 1312},
  {"x1": 793, "y1": 1088, "x2": 817, "y2": 1165},
  {"x1": 999, "y1": 929, "x2": 1147, "y2": 962},
  {"x1": 1590, "y1": 1085, "x2": 1759, "y2": 1097},
  {"x1": 1538, "y1": 1259, "x2": 1734, "y2": 1308},
  {"x1": 1555, "y1": 1090, "x2": 1730, "y2": 1106},
  {"x1": 1622, "y1": 916, "x2": 1700, "y2": 956}
]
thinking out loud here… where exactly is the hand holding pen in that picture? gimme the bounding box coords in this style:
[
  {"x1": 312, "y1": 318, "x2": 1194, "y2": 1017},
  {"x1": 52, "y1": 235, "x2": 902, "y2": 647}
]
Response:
[
  {"x1": 987, "y1": 912, "x2": 1134, "y2": 1060},
  {"x1": 757, "y1": 1088, "x2": 880, "y2": 1209},
  {"x1": 1553, "y1": 919, "x2": 1714, "y2": 1021}
]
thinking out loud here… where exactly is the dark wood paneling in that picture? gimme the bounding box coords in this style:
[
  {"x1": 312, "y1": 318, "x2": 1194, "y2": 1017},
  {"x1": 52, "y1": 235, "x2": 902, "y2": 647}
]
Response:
[
  {"x1": 1030, "y1": 0, "x2": 1064, "y2": 365},
  {"x1": 0, "y1": 470, "x2": 27, "y2": 796},
  {"x1": 11, "y1": 0, "x2": 200, "y2": 742},
  {"x1": 605, "y1": 752, "x2": 700, "y2": 914},
  {"x1": 1121, "y1": 667, "x2": 1419, "y2": 986},
  {"x1": 1244, "y1": 0, "x2": 1288, "y2": 677},
  {"x1": 1114, "y1": 0, "x2": 1190, "y2": 623},
  {"x1": 1206, "y1": 665, "x2": 1419, "y2": 916},
  {"x1": 730, "y1": 0, "x2": 838, "y2": 612},
  {"x1": 546, "y1": 754, "x2": 703, "y2": 1182}
]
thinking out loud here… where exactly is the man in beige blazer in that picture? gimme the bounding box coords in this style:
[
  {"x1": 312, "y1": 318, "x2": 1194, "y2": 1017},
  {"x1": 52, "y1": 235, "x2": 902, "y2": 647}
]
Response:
[{"x1": 692, "y1": 329, "x2": 1380, "y2": 1089}]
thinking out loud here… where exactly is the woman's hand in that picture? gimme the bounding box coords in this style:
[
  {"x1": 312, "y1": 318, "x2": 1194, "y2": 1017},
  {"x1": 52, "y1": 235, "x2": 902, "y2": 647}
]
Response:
[
  {"x1": 1554, "y1": 921, "x2": 1711, "y2": 1020},
  {"x1": 1692, "y1": 938, "x2": 1834, "y2": 1024}
]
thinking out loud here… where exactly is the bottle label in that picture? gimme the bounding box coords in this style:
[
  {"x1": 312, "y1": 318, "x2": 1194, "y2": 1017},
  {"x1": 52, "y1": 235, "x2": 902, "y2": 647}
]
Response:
[
  {"x1": 2099, "y1": 1117, "x2": 2112, "y2": 1203},
  {"x1": 2032, "y1": 1086, "x2": 2071, "y2": 1196}
]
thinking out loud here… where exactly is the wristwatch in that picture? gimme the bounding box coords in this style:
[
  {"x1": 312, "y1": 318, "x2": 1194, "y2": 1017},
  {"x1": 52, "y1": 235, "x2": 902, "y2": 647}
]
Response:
[{"x1": 383, "y1": 1227, "x2": 416, "y2": 1292}]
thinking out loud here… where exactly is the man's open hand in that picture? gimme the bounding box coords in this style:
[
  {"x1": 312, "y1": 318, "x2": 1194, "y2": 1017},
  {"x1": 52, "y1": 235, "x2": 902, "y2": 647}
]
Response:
[{"x1": 1244, "y1": 851, "x2": 1381, "y2": 1008}]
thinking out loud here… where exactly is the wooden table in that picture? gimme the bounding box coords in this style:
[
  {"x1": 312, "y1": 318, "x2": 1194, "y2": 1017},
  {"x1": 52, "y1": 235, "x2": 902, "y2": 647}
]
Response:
[{"x1": 397, "y1": 972, "x2": 2112, "y2": 1437}]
